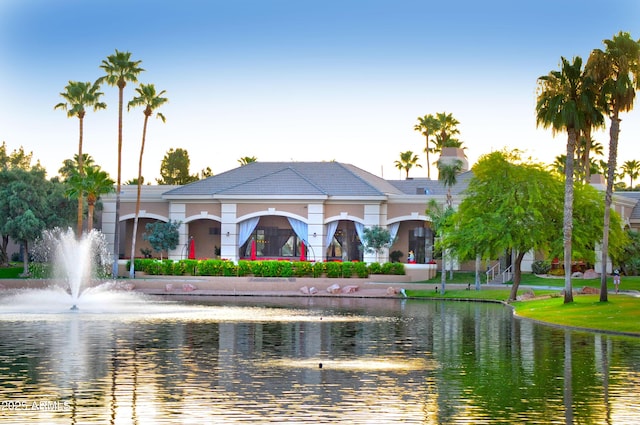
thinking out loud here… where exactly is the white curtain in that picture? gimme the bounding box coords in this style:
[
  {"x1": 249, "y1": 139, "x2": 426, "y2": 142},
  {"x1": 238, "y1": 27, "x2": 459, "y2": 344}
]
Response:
[
  {"x1": 325, "y1": 221, "x2": 338, "y2": 248},
  {"x1": 238, "y1": 217, "x2": 260, "y2": 247},
  {"x1": 388, "y1": 222, "x2": 400, "y2": 243},
  {"x1": 287, "y1": 217, "x2": 308, "y2": 243},
  {"x1": 354, "y1": 222, "x2": 365, "y2": 243}
]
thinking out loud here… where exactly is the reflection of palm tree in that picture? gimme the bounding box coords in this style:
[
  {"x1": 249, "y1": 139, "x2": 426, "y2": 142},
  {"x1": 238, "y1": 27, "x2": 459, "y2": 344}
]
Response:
[
  {"x1": 127, "y1": 83, "x2": 168, "y2": 278},
  {"x1": 394, "y1": 151, "x2": 422, "y2": 179},
  {"x1": 55, "y1": 81, "x2": 106, "y2": 235},
  {"x1": 98, "y1": 49, "x2": 144, "y2": 275}
]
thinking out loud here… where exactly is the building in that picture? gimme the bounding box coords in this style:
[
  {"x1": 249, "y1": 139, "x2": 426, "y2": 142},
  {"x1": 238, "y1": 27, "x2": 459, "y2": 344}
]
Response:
[{"x1": 100, "y1": 152, "x2": 640, "y2": 274}]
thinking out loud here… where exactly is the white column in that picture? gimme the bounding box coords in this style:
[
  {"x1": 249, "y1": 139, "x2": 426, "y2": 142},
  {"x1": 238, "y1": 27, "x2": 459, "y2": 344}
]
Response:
[
  {"x1": 102, "y1": 197, "x2": 116, "y2": 257},
  {"x1": 220, "y1": 203, "x2": 238, "y2": 262},
  {"x1": 307, "y1": 203, "x2": 324, "y2": 263},
  {"x1": 168, "y1": 203, "x2": 186, "y2": 260}
]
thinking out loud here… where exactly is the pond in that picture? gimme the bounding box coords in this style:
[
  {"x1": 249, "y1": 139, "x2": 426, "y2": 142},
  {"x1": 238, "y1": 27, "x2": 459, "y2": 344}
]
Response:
[{"x1": 0, "y1": 294, "x2": 639, "y2": 424}]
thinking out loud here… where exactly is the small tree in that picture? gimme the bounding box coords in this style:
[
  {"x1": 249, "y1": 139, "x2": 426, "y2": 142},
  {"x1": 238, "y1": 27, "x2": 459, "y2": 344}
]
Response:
[
  {"x1": 156, "y1": 148, "x2": 199, "y2": 185},
  {"x1": 143, "y1": 220, "x2": 181, "y2": 260},
  {"x1": 361, "y1": 225, "x2": 394, "y2": 263}
]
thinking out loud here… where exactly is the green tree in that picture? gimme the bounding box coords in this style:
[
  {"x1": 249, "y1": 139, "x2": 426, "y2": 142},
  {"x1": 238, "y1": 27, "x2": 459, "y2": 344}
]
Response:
[
  {"x1": 414, "y1": 114, "x2": 438, "y2": 179},
  {"x1": 156, "y1": 148, "x2": 199, "y2": 185},
  {"x1": 394, "y1": 150, "x2": 422, "y2": 179},
  {"x1": 65, "y1": 165, "x2": 114, "y2": 230},
  {"x1": 54, "y1": 80, "x2": 106, "y2": 236},
  {"x1": 536, "y1": 56, "x2": 598, "y2": 303},
  {"x1": 200, "y1": 167, "x2": 213, "y2": 179},
  {"x1": 0, "y1": 168, "x2": 49, "y2": 274},
  {"x1": 238, "y1": 156, "x2": 257, "y2": 166},
  {"x1": 426, "y1": 199, "x2": 455, "y2": 294},
  {"x1": 127, "y1": 83, "x2": 168, "y2": 278},
  {"x1": 58, "y1": 154, "x2": 95, "y2": 180},
  {"x1": 143, "y1": 220, "x2": 181, "y2": 260},
  {"x1": 621, "y1": 159, "x2": 640, "y2": 188},
  {"x1": 586, "y1": 31, "x2": 640, "y2": 301},
  {"x1": 98, "y1": 49, "x2": 144, "y2": 276},
  {"x1": 361, "y1": 225, "x2": 394, "y2": 263},
  {"x1": 0, "y1": 142, "x2": 36, "y2": 170}
]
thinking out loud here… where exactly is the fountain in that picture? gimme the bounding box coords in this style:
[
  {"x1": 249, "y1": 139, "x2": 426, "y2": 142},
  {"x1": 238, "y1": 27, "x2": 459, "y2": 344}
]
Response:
[{"x1": 29, "y1": 227, "x2": 113, "y2": 310}]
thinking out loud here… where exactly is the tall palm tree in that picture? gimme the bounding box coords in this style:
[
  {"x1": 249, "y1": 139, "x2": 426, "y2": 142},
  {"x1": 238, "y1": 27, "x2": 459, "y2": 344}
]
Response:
[
  {"x1": 536, "y1": 56, "x2": 597, "y2": 304},
  {"x1": 66, "y1": 165, "x2": 115, "y2": 230},
  {"x1": 586, "y1": 31, "x2": 640, "y2": 301},
  {"x1": 127, "y1": 84, "x2": 168, "y2": 278},
  {"x1": 621, "y1": 159, "x2": 640, "y2": 188},
  {"x1": 414, "y1": 114, "x2": 437, "y2": 179},
  {"x1": 394, "y1": 151, "x2": 422, "y2": 179},
  {"x1": 431, "y1": 112, "x2": 463, "y2": 156},
  {"x1": 54, "y1": 81, "x2": 106, "y2": 236},
  {"x1": 437, "y1": 159, "x2": 463, "y2": 208},
  {"x1": 98, "y1": 50, "x2": 144, "y2": 276}
]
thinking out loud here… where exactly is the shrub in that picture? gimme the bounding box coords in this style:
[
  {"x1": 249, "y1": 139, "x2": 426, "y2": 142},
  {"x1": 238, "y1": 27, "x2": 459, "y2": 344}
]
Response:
[
  {"x1": 368, "y1": 262, "x2": 382, "y2": 274},
  {"x1": 180, "y1": 259, "x2": 198, "y2": 275},
  {"x1": 325, "y1": 261, "x2": 342, "y2": 278},
  {"x1": 222, "y1": 260, "x2": 237, "y2": 276},
  {"x1": 341, "y1": 261, "x2": 354, "y2": 278},
  {"x1": 197, "y1": 259, "x2": 224, "y2": 276},
  {"x1": 250, "y1": 261, "x2": 265, "y2": 277},
  {"x1": 390, "y1": 250, "x2": 403, "y2": 263},
  {"x1": 354, "y1": 261, "x2": 369, "y2": 278},
  {"x1": 293, "y1": 261, "x2": 313, "y2": 277},
  {"x1": 312, "y1": 262, "x2": 325, "y2": 278},
  {"x1": 237, "y1": 260, "x2": 252, "y2": 277},
  {"x1": 531, "y1": 260, "x2": 551, "y2": 275}
]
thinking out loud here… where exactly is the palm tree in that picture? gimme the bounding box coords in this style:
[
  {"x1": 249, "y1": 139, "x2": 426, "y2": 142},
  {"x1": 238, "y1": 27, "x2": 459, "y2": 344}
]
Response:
[
  {"x1": 586, "y1": 31, "x2": 640, "y2": 301},
  {"x1": 536, "y1": 56, "x2": 597, "y2": 304},
  {"x1": 414, "y1": 114, "x2": 437, "y2": 179},
  {"x1": 437, "y1": 159, "x2": 463, "y2": 208},
  {"x1": 621, "y1": 159, "x2": 640, "y2": 188},
  {"x1": 127, "y1": 83, "x2": 168, "y2": 278},
  {"x1": 55, "y1": 81, "x2": 106, "y2": 236},
  {"x1": 98, "y1": 50, "x2": 144, "y2": 276},
  {"x1": 66, "y1": 165, "x2": 115, "y2": 229},
  {"x1": 58, "y1": 154, "x2": 96, "y2": 180},
  {"x1": 431, "y1": 112, "x2": 463, "y2": 156},
  {"x1": 238, "y1": 156, "x2": 257, "y2": 166},
  {"x1": 394, "y1": 151, "x2": 422, "y2": 179}
]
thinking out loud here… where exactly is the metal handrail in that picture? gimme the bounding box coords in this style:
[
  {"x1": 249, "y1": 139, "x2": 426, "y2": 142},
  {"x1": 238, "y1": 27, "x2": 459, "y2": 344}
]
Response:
[
  {"x1": 501, "y1": 265, "x2": 513, "y2": 283},
  {"x1": 485, "y1": 263, "x2": 500, "y2": 283}
]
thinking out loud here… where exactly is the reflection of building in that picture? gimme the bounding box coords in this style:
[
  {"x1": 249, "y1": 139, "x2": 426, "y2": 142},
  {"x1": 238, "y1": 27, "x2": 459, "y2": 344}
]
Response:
[{"x1": 100, "y1": 153, "x2": 640, "y2": 273}]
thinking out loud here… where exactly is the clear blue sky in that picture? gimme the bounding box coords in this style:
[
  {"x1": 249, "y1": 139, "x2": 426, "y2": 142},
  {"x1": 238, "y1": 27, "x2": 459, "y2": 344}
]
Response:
[{"x1": 1, "y1": 0, "x2": 639, "y2": 182}]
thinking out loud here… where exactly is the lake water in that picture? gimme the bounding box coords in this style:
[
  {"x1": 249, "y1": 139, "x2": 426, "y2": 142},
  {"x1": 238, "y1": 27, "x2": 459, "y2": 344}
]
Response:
[{"x1": 0, "y1": 293, "x2": 639, "y2": 424}]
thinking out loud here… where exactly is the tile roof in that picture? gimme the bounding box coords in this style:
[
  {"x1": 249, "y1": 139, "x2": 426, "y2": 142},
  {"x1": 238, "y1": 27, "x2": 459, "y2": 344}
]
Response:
[
  {"x1": 617, "y1": 191, "x2": 640, "y2": 221},
  {"x1": 163, "y1": 162, "x2": 405, "y2": 198}
]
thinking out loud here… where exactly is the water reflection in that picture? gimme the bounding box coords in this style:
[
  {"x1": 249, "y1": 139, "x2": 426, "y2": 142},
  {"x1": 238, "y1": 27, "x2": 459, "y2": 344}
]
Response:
[{"x1": 0, "y1": 296, "x2": 639, "y2": 424}]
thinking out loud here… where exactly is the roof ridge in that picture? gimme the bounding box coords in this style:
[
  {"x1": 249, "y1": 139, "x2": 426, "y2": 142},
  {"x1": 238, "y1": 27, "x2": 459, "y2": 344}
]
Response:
[{"x1": 287, "y1": 165, "x2": 329, "y2": 195}]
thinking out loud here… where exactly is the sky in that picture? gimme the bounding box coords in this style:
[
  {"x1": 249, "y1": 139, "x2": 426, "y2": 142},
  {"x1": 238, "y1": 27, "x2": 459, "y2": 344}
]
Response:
[{"x1": 0, "y1": 0, "x2": 639, "y2": 183}]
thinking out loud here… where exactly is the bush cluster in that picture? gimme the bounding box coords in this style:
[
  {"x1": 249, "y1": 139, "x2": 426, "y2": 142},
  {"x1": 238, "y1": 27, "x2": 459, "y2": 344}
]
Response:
[
  {"x1": 531, "y1": 260, "x2": 552, "y2": 275},
  {"x1": 127, "y1": 259, "x2": 405, "y2": 278}
]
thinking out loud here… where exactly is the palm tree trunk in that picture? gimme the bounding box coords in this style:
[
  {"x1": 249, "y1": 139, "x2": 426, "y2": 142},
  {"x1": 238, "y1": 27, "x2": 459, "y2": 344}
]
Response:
[
  {"x1": 600, "y1": 115, "x2": 621, "y2": 301},
  {"x1": 112, "y1": 84, "x2": 125, "y2": 278},
  {"x1": 563, "y1": 128, "x2": 577, "y2": 303},
  {"x1": 129, "y1": 114, "x2": 149, "y2": 279},
  {"x1": 425, "y1": 136, "x2": 431, "y2": 179},
  {"x1": 77, "y1": 116, "x2": 84, "y2": 236}
]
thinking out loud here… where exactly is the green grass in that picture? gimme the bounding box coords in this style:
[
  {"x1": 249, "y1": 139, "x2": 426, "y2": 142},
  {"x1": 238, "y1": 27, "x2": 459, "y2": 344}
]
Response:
[
  {"x1": 0, "y1": 265, "x2": 23, "y2": 278},
  {"x1": 407, "y1": 273, "x2": 640, "y2": 335},
  {"x1": 512, "y1": 295, "x2": 640, "y2": 334}
]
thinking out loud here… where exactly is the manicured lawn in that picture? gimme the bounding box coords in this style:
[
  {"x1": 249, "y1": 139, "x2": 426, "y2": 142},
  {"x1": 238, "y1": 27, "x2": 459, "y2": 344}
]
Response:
[
  {"x1": 0, "y1": 265, "x2": 23, "y2": 278},
  {"x1": 407, "y1": 274, "x2": 640, "y2": 335},
  {"x1": 512, "y1": 295, "x2": 640, "y2": 335}
]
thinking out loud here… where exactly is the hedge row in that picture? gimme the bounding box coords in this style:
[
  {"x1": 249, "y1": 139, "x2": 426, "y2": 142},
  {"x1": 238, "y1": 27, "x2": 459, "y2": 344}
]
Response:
[{"x1": 129, "y1": 259, "x2": 405, "y2": 278}]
